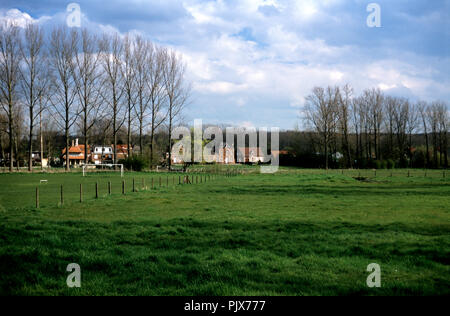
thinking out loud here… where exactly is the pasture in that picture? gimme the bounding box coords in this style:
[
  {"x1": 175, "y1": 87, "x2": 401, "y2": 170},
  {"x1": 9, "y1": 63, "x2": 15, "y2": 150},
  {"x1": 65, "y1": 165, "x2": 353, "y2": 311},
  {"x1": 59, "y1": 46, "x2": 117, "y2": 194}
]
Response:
[{"x1": 0, "y1": 167, "x2": 449, "y2": 295}]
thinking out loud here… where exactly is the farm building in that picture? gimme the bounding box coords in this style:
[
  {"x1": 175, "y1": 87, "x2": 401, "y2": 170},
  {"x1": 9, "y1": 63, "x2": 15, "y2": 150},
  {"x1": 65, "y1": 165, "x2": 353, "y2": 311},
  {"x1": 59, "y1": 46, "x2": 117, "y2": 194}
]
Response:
[{"x1": 62, "y1": 139, "x2": 133, "y2": 166}]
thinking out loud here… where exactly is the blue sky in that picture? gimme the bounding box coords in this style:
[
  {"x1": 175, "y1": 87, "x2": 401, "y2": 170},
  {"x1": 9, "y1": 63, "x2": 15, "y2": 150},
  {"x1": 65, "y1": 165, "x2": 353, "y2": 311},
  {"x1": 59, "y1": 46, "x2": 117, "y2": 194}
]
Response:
[{"x1": 1, "y1": 0, "x2": 449, "y2": 129}]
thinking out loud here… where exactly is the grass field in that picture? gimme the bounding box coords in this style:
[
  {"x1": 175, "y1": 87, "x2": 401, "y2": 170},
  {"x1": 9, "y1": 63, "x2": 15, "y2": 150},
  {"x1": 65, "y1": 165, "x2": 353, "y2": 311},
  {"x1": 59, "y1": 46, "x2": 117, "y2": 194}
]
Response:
[{"x1": 0, "y1": 167, "x2": 449, "y2": 295}]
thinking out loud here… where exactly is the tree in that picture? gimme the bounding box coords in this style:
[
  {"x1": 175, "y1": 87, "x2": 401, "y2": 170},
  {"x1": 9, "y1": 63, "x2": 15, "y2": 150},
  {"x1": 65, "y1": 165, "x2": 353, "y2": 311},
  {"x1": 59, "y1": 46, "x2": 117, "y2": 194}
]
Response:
[
  {"x1": 304, "y1": 86, "x2": 339, "y2": 169},
  {"x1": 147, "y1": 45, "x2": 167, "y2": 169},
  {"x1": 133, "y1": 36, "x2": 152, "y2": 156},
  {"x1": 393, "y1": 97, "x2": 410, "y2": 163},
  {"x1": 0, "y1": 23, "x2": 22, "y2": 172},
  {"x1": 427, "y1": 102, "x2": 440, "y2": 168},
  {"x1": 99, "y1": 32, "x2": 125, "y2": 165},
  {"x1": 20, "y1": 23, "x2": 48, "y2": 171},
  {"x1": 164, "y1": 49, "x2": 190, "y2": 171},
  {"x1": 406, "y1": 102, "x2": 419, "y2": 167},
  {"x1": 417, "y1": 101, "x2": 430, "y2": 167},
  {"x1": 436, "y1": 102, "x2": 448, "y2": 168},
  {"x1": 384, "y1": 96, "x2": 398, "y2": 160},
  {"x1": 0, "y1": 112, "x2": 8, "y2": 164},
  {"x1": 49, "y1": 26, "x2": 79, "y2": 171},
  {"x1": 337, "y1": 84, "x2": 353, "y2": 168},
  {"x1": 121, "y1": 33, "x2": 137, "y2": 158},
  {"x1": 72, "y1": 28, "x2": 103, "y2": 165}
]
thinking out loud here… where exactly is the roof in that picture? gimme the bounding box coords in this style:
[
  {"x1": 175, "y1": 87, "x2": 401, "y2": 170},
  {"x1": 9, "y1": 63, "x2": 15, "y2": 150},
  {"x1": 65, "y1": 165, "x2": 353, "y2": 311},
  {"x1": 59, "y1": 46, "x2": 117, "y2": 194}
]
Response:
[{"x1": 62, "y1": 145, "x2": 90, "y2": 154}]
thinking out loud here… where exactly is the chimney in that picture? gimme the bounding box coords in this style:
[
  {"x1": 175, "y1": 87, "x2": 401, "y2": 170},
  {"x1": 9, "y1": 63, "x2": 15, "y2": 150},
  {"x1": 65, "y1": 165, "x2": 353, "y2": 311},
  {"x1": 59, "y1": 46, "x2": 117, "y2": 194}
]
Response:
[{"x1": 75, "y1": 138, "x2": 78, "y2": 147}]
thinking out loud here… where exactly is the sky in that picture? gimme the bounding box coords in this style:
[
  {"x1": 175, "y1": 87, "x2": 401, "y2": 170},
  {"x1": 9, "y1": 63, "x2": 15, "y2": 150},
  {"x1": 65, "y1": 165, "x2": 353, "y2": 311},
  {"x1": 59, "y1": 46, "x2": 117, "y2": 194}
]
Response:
[{"x1": 1, "y1": 0, "x2": 449, "y2": 129}]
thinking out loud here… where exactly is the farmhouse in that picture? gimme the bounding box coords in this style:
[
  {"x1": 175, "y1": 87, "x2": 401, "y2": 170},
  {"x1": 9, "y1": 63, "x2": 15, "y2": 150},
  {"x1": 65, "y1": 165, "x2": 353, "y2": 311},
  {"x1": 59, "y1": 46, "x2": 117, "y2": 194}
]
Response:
[
  {"x1": 62, "y1": 139, "x2": 133, "y2": 166},
  {"x1": 61, "y1": 139, "x2": 90, "y2": 167},
  {"x1": 89, "y1": 144, "x2": 133, "y2": 164},
  {"x1": 91, "y1": 146, "x2": 113, "y2": 164},
  {"x1": 169, "y1": 143, "x2": 235, "y2": 164}
]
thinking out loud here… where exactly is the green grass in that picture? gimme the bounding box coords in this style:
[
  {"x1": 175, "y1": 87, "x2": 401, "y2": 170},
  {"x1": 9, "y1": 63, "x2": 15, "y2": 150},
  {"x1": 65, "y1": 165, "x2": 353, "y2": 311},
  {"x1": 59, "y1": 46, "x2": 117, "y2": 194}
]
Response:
[{"x1": 0, "y1": 168, "x2": 449, "y2": 295}]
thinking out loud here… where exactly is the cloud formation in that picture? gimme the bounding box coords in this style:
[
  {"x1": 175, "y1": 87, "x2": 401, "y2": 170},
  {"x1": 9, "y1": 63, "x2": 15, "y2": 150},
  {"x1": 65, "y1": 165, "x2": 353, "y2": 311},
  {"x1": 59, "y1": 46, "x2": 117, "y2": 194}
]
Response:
[{"x1": 1, "y1": 0, "x2": 449, "y2": 128}]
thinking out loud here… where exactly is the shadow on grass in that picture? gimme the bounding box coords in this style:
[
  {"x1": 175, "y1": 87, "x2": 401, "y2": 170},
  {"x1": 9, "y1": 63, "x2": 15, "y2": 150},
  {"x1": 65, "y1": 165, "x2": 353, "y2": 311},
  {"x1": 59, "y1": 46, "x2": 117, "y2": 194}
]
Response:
[{"x1": 0, "y1": 218, "x2": 448, "y2": 295}]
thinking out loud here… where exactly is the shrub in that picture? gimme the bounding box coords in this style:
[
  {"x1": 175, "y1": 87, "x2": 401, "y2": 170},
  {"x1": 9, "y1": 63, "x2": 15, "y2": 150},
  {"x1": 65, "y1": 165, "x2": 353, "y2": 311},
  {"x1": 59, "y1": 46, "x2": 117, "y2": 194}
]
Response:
[
  {"x1": 386, "y1": 159, "x2": 395, "y2": 169},
  {"x1": 119, "y1": 155, "x2": 147, "y2": 172}
]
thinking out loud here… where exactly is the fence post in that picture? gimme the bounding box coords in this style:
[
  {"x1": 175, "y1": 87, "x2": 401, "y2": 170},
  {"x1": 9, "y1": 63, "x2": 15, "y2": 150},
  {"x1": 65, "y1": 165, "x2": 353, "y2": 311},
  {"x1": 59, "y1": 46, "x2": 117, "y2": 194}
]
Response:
[
  {"x1": 108, "y1": 181, "x2": 111, "y2": 195},
  {"x1": 80, "y1": 184, "x2": 83, "y2": 203},
  {"x1": 60, "y1": 185, "x2": 64, "y2": 205},
  {"x1": 122, "y1": 180, "x2": 125, "y2": 195},
  {"x1": 133, "y1": 178, "x2": 135, "y2": 192},
  {"x1": 96, "y1": 182, "x2": 99, "y2": 199},
  {"x1": 159, "y1": 177, "x2": 161, "y2": 187},
  {"x1": 36, "y1": 187, "x2": 39, "y2": 208}
]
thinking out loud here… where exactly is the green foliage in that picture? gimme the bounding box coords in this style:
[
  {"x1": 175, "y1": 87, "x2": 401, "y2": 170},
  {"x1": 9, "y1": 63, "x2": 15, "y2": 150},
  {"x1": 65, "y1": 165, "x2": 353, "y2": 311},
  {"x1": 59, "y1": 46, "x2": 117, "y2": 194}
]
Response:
[
  {"x1": 119, "y1": 155, "x2": 148, "y2": 172},
  {"x1": 386, "y1": 159, "x2": 395, "y2": 169}
]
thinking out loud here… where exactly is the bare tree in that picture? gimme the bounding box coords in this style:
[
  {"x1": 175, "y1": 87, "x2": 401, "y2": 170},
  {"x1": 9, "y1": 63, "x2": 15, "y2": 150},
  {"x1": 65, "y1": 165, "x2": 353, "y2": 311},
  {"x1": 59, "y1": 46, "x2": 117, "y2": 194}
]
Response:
[
  {"x1": 362, "y1": 88, "x2": 384, "y2": 160},
  {"x1": 121, "y1": 33, "x2": 137, "y2": 157},
  {"x1": 72, "y1": 28, "x2": 103, "y2": 165},
  {"x1": 406, "y1": 102, "x2": 419, "y2": 167},
  {"x1": 384, "y1": 96, "x2": 397, "y2": 159},
  {"x1": 0, "y1": 23, "x2": 22, "y2": 172},
  {"x1": 133, "y1": 36, "x2": 152, "y2": 156},
  {"x1": 337, "y1": 84, "x2": 353, "y2": 167},
  {"x1": 49, "y1": 26, "x2": 79, "y2": 171},
  {"x1": 417, "y1": 101, "x2": 430, "y2": 167},
  {"x1": 20, "y1": 23, "x2": 48, "y2": 171},
  {"x1": 147, "y1": 46, "x2": 167, "y2": 169},
  {"x1": 436, "y1": 102, "x2": 448, "y2": 168},
  {"x1": 304, "y1": 86, "x2": 339, "y2": 169},
  {"x1": 164, "y1": 49, "x2": 190, "y2": 171},
  {"x1": 0, "y1": 112, "x2": 7, "y2": 163},
  {"x1": 427, "y1": 102, "x2": 440, "y2": 168},
  {"x1": 99, "y1": 32, "x2": 125, "y2": 165},
  {"x1": 393, "y1": 98, "x2": 410, "y2": 163},
  {"x1": 351, "y1": 96, "x2": 363, "y2": 163}
]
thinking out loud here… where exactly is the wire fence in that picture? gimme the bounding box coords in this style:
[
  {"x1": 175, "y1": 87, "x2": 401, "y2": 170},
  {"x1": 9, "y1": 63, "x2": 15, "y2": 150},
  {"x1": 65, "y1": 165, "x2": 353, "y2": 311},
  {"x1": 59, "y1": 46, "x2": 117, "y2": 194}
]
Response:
[
  {"x1": 0, "y1": 168, "x2": 447, "y2": 210},
  {"x1": 0, "y1": 171, "x2": 232, "y2": 210}
]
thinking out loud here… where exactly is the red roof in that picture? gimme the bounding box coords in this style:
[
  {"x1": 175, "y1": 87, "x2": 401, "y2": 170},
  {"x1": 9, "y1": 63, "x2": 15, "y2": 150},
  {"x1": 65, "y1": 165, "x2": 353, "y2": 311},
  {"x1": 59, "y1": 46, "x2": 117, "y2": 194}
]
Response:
[{"x1": 62, "y1": 145, "x2": 90, "y2": 160}]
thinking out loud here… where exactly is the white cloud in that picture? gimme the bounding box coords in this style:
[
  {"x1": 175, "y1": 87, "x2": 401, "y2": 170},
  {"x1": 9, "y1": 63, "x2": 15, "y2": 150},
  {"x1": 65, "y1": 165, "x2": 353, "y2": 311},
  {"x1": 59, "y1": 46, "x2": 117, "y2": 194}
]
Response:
[
  {"x1": 0, "y1": 8, "x2": 50, "y2": 27},
  {"x1": 1, "y1": 1, "x2": 447, "y2": 128}
]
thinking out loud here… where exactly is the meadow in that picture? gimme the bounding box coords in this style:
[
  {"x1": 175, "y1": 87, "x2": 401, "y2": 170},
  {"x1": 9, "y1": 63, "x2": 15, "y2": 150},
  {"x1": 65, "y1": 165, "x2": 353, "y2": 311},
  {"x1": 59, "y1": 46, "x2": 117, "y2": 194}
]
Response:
[{"x1": 0, "y1": 167, "x2": 449, "y2": 295}]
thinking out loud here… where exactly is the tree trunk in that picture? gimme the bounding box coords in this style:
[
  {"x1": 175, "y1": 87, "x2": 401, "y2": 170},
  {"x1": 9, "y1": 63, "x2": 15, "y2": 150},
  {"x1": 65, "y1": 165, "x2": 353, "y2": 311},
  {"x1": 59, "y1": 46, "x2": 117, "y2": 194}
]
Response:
[
  {"x1": 28, "y1": 97, "x2": 33, "y2": 172},
  {"x1": 127, "y1": 98, "x2": 131, "y2": 158},
  {"x1": 8, "y1": 104, "x2": 13, "y2": 172},
  {"x1": 168, "y1": 111, "x2": 172, "y2": 171},
  {"x1": 150, "y1": 131, "x2": 154, "y2": 170}
]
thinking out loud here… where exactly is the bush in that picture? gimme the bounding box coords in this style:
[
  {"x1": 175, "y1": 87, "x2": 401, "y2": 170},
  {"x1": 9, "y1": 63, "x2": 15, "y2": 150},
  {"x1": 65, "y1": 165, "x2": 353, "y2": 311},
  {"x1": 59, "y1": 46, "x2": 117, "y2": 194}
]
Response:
[
  {"x1": 374, "y1": 160, "x2": 387, "y2": 169},
  {"x1": 119, "y1": 155, "x2": 147, "y2": 172},
  {"x1": 386, "y1": 159, "x2": 395, "y2": 169}
]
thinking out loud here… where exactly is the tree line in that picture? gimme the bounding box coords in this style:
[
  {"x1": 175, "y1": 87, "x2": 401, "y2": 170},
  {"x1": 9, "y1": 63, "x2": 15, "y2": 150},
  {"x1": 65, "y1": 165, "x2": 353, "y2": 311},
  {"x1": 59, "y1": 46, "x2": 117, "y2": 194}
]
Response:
[
  {"x1": 301, "y1": 85, "x2": 448, "y2": 169},
  {"x1": 0, "y1": 22, "x2": 190, "y2": 172}
]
